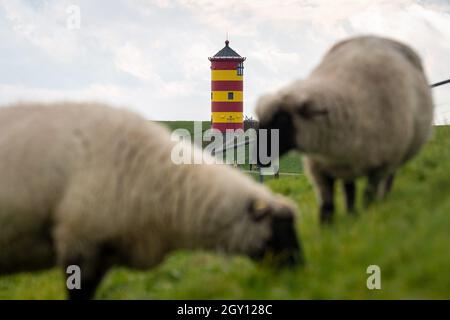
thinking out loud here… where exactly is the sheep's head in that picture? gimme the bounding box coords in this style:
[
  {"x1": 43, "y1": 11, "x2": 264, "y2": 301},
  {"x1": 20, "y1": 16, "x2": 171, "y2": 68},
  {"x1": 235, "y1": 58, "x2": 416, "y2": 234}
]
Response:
[
  {"x1": 219, "y1": 193, "x2": 304, "y2": 268},
  {"x1": 247, "y1": 197, "x2": 304, "y2": 267},
  {"x1": 255, "y1": 87, "x2": 329, "y2": 159}
]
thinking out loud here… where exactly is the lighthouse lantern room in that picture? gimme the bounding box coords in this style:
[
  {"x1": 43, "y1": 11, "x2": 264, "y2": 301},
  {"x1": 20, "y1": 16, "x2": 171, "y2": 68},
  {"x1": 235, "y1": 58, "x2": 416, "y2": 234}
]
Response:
[{"x1": 209, "y1": 40, "x2": 246, "y2": 132}]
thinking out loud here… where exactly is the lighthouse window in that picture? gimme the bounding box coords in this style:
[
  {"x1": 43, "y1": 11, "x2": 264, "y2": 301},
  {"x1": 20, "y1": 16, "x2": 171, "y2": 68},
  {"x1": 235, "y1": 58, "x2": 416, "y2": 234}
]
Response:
[
  {"x1": 237, "y1": 62, "x2": 244, "y2": 76},
  {"x1": 228, "y1": 92, "x2": 234, "y2": 100}
]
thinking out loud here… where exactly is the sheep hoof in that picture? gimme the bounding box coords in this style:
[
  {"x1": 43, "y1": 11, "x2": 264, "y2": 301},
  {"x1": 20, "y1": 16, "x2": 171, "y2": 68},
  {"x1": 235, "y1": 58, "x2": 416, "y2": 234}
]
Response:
[
  {"x1": 319, "y1": 203, "x2": 334, "y2": 224},
  {"x1": 67, "y1": 278, "x2": 99, "y2": 300},
  {"x1": 347, "y1": 209, "x2": 357, "y2": 217}
]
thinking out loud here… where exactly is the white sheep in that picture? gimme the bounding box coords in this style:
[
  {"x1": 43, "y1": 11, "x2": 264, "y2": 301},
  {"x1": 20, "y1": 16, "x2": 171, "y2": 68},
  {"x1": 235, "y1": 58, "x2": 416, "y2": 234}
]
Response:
[
  {"x1": 0, "y1": 102, "x2": 302, "y2": 299},
  {"x1": 256, "y1": 36, "x2": 434, "y2": 223}
]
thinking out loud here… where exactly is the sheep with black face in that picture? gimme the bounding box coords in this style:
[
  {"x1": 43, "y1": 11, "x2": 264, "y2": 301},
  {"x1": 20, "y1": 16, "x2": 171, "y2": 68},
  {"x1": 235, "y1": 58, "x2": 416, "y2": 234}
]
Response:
[
  {"x1": 256, "y1": 36, "x2": 434, "y2": 223},
  {"x1": 0, "y1": 102, "x2": 303, "y2": 300}
]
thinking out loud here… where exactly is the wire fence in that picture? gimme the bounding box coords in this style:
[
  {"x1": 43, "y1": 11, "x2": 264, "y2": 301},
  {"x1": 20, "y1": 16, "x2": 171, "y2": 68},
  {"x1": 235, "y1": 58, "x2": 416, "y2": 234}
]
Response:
[{"x1": 431, "y1": 79, "x2": 450, "y2": 125}]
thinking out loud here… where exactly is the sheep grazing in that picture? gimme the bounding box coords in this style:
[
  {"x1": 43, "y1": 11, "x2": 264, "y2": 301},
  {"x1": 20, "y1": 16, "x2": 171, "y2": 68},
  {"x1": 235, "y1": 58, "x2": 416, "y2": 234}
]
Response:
[
  {"x1": 256, "y1": 36, "x2": 434, "y2": 224},
  {"x1": 0, "y1": 102, "x2": 303, "y2": 300}
]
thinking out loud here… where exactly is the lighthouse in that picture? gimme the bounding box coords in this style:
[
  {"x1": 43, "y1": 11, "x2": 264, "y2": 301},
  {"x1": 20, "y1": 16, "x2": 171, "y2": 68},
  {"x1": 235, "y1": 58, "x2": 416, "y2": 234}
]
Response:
[{"x1": 209, "y1": 40, "x2": 246, "y2": 132}]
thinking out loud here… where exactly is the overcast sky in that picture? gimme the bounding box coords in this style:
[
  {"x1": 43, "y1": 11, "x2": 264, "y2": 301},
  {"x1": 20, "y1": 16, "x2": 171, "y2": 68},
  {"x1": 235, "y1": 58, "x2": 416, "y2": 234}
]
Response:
[{"x1": 0, "y1": 0, "x2": 449, "y2": 123}]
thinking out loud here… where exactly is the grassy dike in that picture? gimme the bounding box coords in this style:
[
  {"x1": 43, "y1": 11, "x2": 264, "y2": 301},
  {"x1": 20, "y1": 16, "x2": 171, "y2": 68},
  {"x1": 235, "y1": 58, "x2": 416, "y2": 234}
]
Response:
[{"x1": 0, "y1": 124, "x2": 449, "y2": 299}]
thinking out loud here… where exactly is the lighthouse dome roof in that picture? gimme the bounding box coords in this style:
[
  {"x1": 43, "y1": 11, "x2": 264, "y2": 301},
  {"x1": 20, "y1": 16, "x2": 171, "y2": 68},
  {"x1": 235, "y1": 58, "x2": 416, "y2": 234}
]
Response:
[{"x1": 209, "y1": 40, "x2": 245, "y2": 60}]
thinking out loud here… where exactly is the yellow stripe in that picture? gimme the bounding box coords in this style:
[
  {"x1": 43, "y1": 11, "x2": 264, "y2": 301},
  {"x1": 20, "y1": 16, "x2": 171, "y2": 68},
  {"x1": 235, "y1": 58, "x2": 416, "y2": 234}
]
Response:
[
  {"x1": 212, "y1": 112, "x2": 243, "y2": 123},
  {"x1": 211, "y1": 91, "x2": 243, "y2": 102},
  {"x1": 211, "y1": 70, "x2": 243, "y2": 81}
]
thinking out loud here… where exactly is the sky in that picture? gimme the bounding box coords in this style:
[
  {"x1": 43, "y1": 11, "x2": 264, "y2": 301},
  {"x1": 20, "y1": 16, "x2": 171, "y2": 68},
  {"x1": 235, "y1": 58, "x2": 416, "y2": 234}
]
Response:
[{"x1": 0, "y1": 0, "x2": 449, "y2": 123}]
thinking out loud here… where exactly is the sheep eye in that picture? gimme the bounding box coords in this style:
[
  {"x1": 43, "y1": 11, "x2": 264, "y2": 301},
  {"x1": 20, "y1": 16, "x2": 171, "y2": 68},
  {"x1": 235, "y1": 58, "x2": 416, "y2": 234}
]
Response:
[{"x1": 296, "y1": 101, "x2": 328, "y2": 119}]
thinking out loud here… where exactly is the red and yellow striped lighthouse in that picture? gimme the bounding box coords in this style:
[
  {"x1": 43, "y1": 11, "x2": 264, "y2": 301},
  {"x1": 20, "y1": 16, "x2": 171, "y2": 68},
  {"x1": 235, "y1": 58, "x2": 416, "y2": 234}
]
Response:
[{"x1": 209, "y1": 40, "x2": 246, "y2": 132}]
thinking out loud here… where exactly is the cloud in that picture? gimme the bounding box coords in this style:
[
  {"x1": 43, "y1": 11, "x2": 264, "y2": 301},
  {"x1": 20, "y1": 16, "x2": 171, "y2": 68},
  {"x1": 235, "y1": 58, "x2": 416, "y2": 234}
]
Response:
[
  {"x1": 114, "y1": 42, "x2": 160, "y2": 82},
  {"x1": 0, "y1": 1, "x2": 85, "y2": 62},
  {"x1": 0, "y1": 0, "x2": 449, "y2": 123}
]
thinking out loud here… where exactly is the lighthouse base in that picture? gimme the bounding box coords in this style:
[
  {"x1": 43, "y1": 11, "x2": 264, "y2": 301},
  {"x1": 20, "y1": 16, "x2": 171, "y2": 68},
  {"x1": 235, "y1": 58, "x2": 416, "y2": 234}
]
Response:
[{"x1": 211, "y1": 123, "x2": 244, "y2": 133}]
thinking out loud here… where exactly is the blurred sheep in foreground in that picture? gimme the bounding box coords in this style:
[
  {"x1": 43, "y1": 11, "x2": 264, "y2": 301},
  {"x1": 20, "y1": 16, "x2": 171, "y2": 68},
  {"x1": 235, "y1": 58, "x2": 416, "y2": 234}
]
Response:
[{"x1": 0, "y1": 102, "x2": 303, "y2": 299}]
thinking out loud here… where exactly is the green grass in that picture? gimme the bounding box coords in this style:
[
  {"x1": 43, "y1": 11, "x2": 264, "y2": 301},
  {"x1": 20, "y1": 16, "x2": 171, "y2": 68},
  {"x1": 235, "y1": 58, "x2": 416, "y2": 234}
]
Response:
[{"x1": 1, "y1": 125, "x2": 449, "y2": 299}]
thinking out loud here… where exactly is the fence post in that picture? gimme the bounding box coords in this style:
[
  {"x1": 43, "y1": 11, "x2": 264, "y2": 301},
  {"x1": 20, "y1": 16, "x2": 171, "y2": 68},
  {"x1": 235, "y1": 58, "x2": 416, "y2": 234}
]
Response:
[{"x1": 259, "y1": 166, "x2": 264, "y2": 183}]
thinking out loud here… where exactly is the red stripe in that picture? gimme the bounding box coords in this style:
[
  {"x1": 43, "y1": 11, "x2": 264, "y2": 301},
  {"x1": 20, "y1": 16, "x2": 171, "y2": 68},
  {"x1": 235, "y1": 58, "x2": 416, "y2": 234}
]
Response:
[
  {"x1": 212, "y1": 102, "x2": 243, "y2": 112},
  {"x1": 211, "y1": 81, "x2": 243, "y2": 91},
  {"x1": 211, "y1": 60, "x2": 239, "y2": 70},
  {"x1": 212, "y1": 123, "x2": 244, "y2": 132}
]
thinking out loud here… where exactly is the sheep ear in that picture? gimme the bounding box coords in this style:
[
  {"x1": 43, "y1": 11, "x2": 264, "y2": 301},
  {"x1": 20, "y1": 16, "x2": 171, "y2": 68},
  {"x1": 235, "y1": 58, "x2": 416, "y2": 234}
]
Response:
[
  {"x1": 296, "y1": 101, "x2": 328, "y2": 119},
  {"x1": 248, "y1": 199, "x2": 270, "y2": 222}
]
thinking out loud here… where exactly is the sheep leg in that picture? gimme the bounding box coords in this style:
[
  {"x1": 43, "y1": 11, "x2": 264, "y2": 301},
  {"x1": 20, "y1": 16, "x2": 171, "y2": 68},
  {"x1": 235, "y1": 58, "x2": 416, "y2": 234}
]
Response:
[
  {"x1": 383, "y1": 172, "x2": 396, "y2": 198},
  {"x1": 64, "y1": 253, "x2": 107, "y2": 300},
  {"x1": 364, "y1": 170, "x2": 385, "y2": 206},
  {"x1": 66, "y1": 268, "x2": 105, "y2": 300},
  {"x1": 372, "y1": 172, "x2": 396, "y2": 201},
  {"x1": 304, "y1": 159, "x2": 335, "y2": 224},
  {"x1": 343, "y1": 180, "x2": 356, "y2": 214},
  {"x1": 63, "y1": 243, "x2": 116, "y2": 300},
  {"x1": 317, "y1": 175, "x2": 335, "y2": 224}
]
